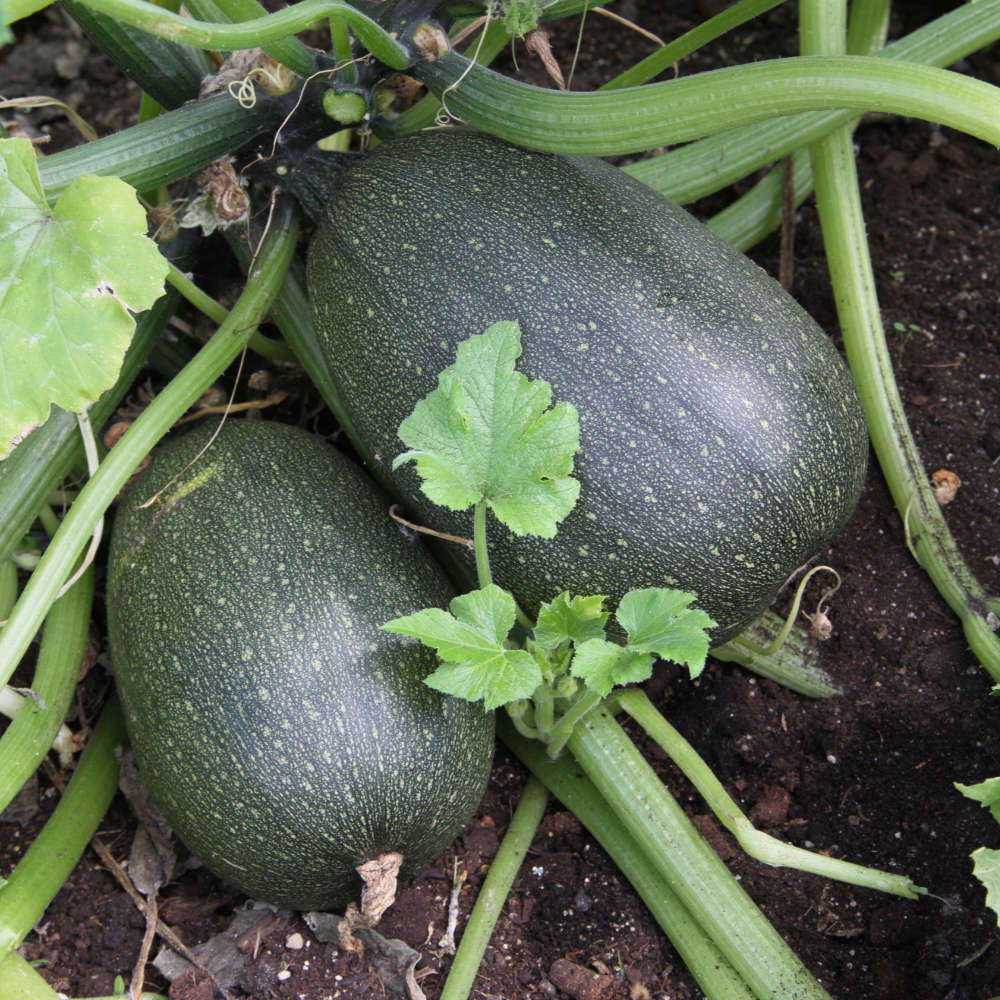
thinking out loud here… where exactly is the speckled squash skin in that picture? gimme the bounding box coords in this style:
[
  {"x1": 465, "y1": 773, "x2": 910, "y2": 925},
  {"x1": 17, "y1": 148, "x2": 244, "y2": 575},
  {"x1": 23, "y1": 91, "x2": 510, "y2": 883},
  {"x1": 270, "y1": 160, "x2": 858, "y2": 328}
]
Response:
[
  {"x1": 307, "y1": 130, "x2": 868, "y2": 645},
  {"x1": 107, "y1": 420, "x2": 494, "y2": 910}
]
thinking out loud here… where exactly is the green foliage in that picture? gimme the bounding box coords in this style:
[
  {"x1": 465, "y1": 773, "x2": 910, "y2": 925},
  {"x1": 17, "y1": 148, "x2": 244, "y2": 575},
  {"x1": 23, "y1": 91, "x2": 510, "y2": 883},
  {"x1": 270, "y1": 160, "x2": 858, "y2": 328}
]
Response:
[
  {"x1": 533, "y1": 592, "x2": 608, "y2": 651},
  {"x1": 393, "y1": 320, "x2": 580, "y2": 538},
  {"x1": 0, "y1": 138, "x2": 167, "y2": 458},
  {"x1": 501, "y1": 0, "x2": 542, "y2": 38},
  {"x1": 385, "y1": 585, "x2": 542, "y2": 710}
]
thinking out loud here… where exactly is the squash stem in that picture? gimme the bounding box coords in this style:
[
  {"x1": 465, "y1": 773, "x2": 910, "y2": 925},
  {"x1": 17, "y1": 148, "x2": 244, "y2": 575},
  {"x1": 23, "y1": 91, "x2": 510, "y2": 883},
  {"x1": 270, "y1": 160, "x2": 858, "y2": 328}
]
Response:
[
  {"x1": 0, "y1": 567, "x2": 93, "y2": 813},
  {"x1": 500, "y1": 717, "x2": 756, "y2": 1000},
  {"x1": 613, "y1": 689, "x2": 922, "y2": 898},
  {"x1": 624, "y1": 1, "x2": 1000, "y2": 204},
  {"x1": 544, "y1": 688, "x2": 602, "y2": 759},
  {"x1": 0, "y1": 202, "x2": 299, "y2": 693},
  {"x1": 72, "y1": 0, "x2": 409, "y2": 69},
  {"x1": 566, "y1": 704, "x2": 833, "y2": 1000},
  {"x1": 0, "y1": 698, "x2": 127, "y2": 956},
  {"x1": 165, "y1": 263, "x2": 296, "y2": 363},
  {"x1": 473, "y1": 501, "x2": 492, "y2": 590},
  {"x1": 437, "y1": 776, "x2": 548, "y2": 1000},
  {"x1": 0, "y1": 951, "x2": 63, "y2": 1000},
  {"x1": 803, "y1": 1, "x2": 1000, "y2": 682},
  {"x1": 710, "y1": 611, "x2": 841, "y2": 698}
]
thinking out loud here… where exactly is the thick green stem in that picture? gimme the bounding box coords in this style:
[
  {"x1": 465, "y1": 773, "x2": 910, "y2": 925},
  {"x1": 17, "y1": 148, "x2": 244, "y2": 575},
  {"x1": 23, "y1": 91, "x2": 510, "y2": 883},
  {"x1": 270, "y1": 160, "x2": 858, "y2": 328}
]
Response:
[
  {"x1": 473, "y1": 500, "x2": 492, "y2": 590},
  {"x1": 625, "y1": 1, "x2": 1000, "y2": 203},
  {"x1": 804, "y1": 3, "x2": 1000, "y2": 681},
  {"x1": 74, "y1": 0, "x2": 410, "y2": 68},
  {"x1": 544, "y1": 688, "x2": 601, "y2": 759},
  {"x1": 413, "y1": 45, "x2": 1000, "y2": 155},
  {"x1": 0, "y1": 698, "x2": 127, "y2": 955},
  {"x1": 500, "y1": 717, "x2": 754, "y2": 1000},
  {"x1": 0, "y1": 202, "x2": 299, "y2": 693},
  {"x1": 438, "y1": 776, "x2": 548, "y2": 1000},
  {"x1": 182, "y1": 0, "x2": 316, "y2": 77},
  {"x1": 615, "y1": 689, "x2": 921, "y2": 898},
  {"x1": 0, "y1": 951, "x2": 63, "y2": 1000},
  {"x1": 38, "y1": 93, "x2": 283, "y2": 201},
  {"x1": 710, "y1": 610, "x2": 841, "y2": 697},
  {"x1": 567, "y1": 705, "x2": 832, "y2": 1000},
  {"x1": 0, "y1": 567, "x2": 94, "y2": 813},
  {"x1": 165, "y1": 263, "x2": 296, "y2": 362}
]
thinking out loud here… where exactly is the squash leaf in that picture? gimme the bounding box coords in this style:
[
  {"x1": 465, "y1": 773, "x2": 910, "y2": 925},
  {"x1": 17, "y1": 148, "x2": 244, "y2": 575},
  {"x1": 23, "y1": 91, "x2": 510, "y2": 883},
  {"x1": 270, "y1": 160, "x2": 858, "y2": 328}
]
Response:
[
  {"x1": 616, "y1": 588, "x2": 715, "y2": 679},
  {"x1": 0, "y1": 138, "x2": 168, "y2": 458},
  {"x1": 384, "y1": 584, "x2": 542, "y2": 710},
  {"x1": 533, "y1": 592, "x2": 608, "y2": 651},
  {"x1": 570, "y1": 639, "x2": 654, "y2": 697},
  {"x1": 393, "y1": 321, "x2": 580, "y2": 538}
]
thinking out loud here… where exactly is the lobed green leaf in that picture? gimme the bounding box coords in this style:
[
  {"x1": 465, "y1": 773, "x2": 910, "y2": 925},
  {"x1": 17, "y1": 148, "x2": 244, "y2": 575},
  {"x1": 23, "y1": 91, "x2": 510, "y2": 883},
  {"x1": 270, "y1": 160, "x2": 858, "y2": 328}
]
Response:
[{"x1": 393, "y1": 321, "x2": 580, "y2": 538}]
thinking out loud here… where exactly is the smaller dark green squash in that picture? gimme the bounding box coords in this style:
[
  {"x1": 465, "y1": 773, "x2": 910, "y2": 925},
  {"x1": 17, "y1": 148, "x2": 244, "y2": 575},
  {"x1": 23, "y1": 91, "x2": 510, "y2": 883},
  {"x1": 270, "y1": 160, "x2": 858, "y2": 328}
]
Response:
[{"x1": 107, "y1": 420, "x2": 494, "y2": 911}]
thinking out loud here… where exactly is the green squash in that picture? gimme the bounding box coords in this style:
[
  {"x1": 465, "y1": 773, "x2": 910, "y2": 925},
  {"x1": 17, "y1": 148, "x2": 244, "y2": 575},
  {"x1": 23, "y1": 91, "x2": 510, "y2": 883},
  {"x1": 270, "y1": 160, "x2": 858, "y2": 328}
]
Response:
[
  {"x1": 107, "y1": 420, "x2": 494, "y2": 910},
  {"x1": 307, "y1": 130, "x2": 868, "y2": 644}
]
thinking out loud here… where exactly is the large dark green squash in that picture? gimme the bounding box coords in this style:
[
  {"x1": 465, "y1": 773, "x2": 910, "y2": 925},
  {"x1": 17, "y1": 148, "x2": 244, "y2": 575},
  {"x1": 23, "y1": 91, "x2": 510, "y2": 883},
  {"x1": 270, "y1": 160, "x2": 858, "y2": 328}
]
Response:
[
  {"x1": 307, "y1": 130, "x2": 868, "y2": 644},
  {"x1": 107, "y1": 420, "x2": 494, "y2": 910}
]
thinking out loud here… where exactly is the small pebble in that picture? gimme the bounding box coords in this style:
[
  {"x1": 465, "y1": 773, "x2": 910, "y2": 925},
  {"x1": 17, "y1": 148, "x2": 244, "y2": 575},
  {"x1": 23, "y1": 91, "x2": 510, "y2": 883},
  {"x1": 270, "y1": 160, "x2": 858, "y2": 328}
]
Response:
[
  {"x1": 276, "y1": 969, "x2": 291, "y2": 981},
  {"x1": 286, "y1": 932, "x2": 305, "y2": 950}
]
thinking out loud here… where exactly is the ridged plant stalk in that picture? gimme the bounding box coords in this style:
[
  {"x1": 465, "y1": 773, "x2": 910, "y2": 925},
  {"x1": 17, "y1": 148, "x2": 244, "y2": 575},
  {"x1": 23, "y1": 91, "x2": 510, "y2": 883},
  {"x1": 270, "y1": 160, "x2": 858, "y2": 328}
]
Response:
[
  {"x1": 181, "y1": 0, "x2": 317, "y2": 77},
  {"x1": 0, "y1": 698, "x2": 127, "y2": 958},
  {"x1": 438, "y1": 776, "x2": 549, "y2": 1000},
  {"x1": 37, "y1": 92, "x2": 285, "y2": 200},
  {"x1": 625, "y1": 0, "x2": 1000, "y2": 204},
  {"x1": 500, "y1": 717, "x2": 755, "y2": 1000},
  {"x1": 801, "y1": 2, "x2": 1000, "y2": 681},
  {"x1": 0, "y1": 202, "x2": 299, "y2": 693},
  {"x1": 71, "y1": 0, "x2": 409, "y2": 68},
  {"x1": 411, "y1": 39, "x2": 1000, "y2": 155},
  {"x1": 704, "y1": 0, "x2": 888, "y2": 252},
  {"x1": 0, "y1": 566, "x2": 94, "y2": 814},
  {"x1": 566, "y1": 704, "x2": 832, "y2": 1000},
  {"x1": 614, "y1": 689, "x2": 921, "y2": 897}
]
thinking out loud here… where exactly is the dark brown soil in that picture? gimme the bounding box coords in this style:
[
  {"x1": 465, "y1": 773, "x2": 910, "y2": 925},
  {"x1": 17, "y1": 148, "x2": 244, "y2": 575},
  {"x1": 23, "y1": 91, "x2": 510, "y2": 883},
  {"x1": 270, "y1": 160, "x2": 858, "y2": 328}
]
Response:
[{"x1": 2, "y1": 4, "x2": 999, "y2": 1000}]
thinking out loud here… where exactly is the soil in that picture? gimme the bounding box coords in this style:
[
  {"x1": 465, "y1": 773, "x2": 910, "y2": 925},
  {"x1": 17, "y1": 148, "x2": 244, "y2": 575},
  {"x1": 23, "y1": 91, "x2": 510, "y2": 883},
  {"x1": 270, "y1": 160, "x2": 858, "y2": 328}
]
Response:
[{"x1": 2, "y1": 3, "x2": 999, "y2": 1000}]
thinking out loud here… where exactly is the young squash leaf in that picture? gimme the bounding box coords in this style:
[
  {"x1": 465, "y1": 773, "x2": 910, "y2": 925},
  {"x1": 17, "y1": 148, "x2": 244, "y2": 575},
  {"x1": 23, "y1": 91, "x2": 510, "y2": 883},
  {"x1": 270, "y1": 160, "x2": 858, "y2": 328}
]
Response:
[
  {"x1": 384, "y1": 584, "x2": 542, "y2": 710},
  {"x1": 533, "y1": 591, "x2": 608, "y2": 651},
  {"x1": 0, "y1": 137, "x2": 168, "y2": 458},
  {"x1": 616, "y1": 588, "x2": 715, "y2": 678},
  {"x1": 970, "y1": 848, "x2": 1000, "y2": 926},
  {"x1": 569, "y1": 588, "x2": 715, "y2": 697},
  {"x1": 570, "y1": 640, "x2": 655, "y2": 698},
  {"x1": 393, "y1": 321, "x2": 580, "y2": 538}
]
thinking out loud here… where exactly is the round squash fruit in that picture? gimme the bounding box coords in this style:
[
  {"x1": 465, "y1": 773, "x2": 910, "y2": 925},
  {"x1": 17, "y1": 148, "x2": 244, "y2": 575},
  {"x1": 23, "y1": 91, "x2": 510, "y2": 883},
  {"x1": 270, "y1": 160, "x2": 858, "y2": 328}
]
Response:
[
  {"x1": 107, "y1": 419, "x2": 494, "y2": 911},
  {"x1": 307, "y1": 129, "x2": 868, "y2": 645}
]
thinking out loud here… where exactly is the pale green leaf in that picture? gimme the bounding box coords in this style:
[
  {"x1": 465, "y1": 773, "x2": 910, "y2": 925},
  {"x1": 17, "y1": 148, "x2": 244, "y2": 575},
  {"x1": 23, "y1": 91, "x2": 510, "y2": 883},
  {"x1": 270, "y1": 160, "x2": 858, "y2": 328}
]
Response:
[
  {"x1": 393, "y1": 321, "x2": 580, "y2": 537},
  {"x1": 0, "y1": 138, "x2": 168, "y2": 457},
  {"x1": 383, "y1": 584, "x2": 541, "y2": 709},
  {"x1": 970, "y1": 847, "x2": 1000, "y2": 926},
  {"x1": 616, "y1": 588, "x2": 715, "y2": 679},
  {"x1": 533, "y1": 591, "x2": 608, "y2": 651},
  {"x1": 502, "y1": 0, "x2": 542, "y2": 37},
  {"x1": 956, "y1": 776, "x2": 1000, "y2": 824},
  {"x1": 570, "y1": 638, "x2": 654, "y2": 698}
]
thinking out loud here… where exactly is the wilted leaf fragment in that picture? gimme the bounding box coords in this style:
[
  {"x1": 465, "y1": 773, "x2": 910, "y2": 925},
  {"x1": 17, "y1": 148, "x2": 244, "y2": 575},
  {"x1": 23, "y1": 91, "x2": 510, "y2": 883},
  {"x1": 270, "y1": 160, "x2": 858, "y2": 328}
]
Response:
[
  {"x1": 0, "y1": 137, "x2": 168, "y2": 457},
  {"x1": 970, "y1": 848, "x2": 1000, "y2": 926},
  {"x1": 384, "y1": 584, "x2": 541, "y2": 710},
  {"x1": 393, "y1": 321, "x2": 580, "y2": 538}
]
